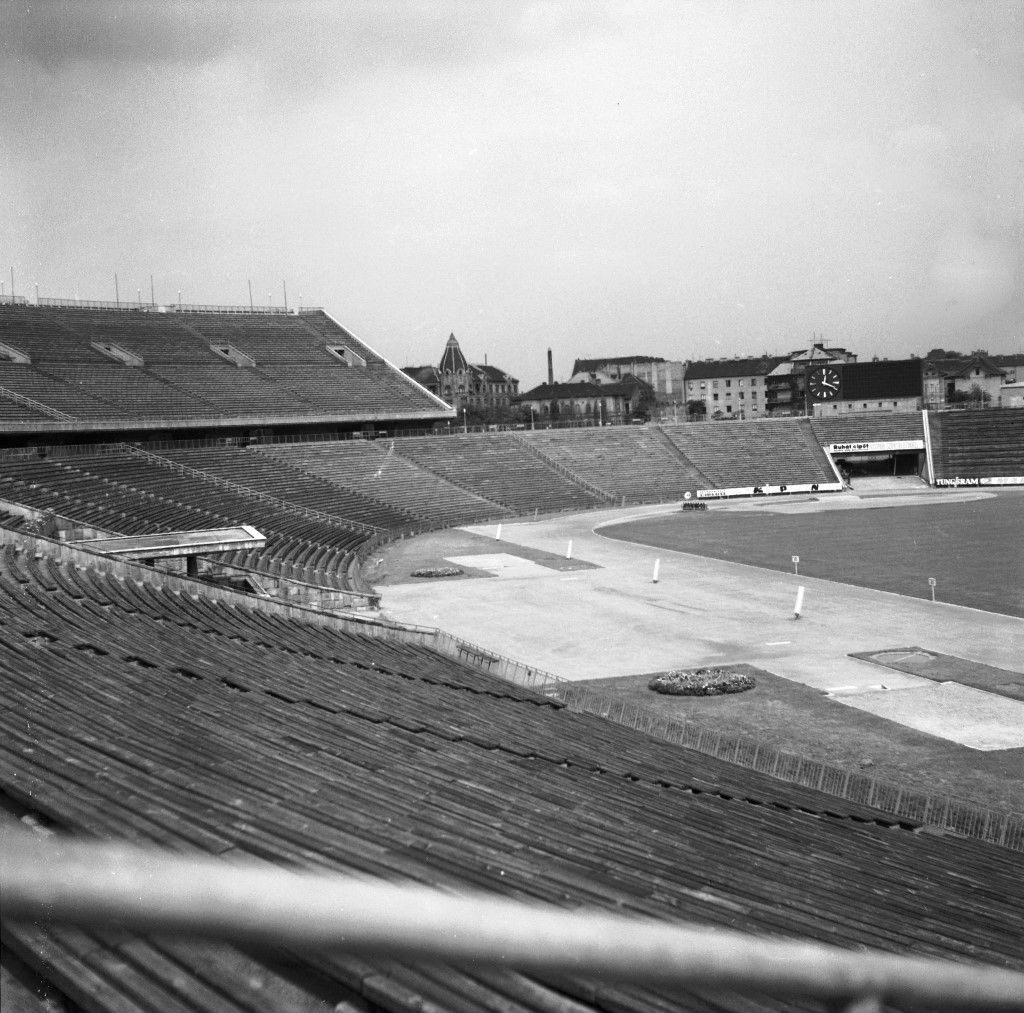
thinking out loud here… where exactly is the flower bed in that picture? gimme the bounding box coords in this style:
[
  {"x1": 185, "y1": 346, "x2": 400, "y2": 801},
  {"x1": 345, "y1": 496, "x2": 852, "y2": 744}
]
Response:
[
  {"x1": 410, "y1": 566, "x2": 464, "y2": 579},
  {"x1": 648, "y1": 667, "x2": 756, "y2": 696}
]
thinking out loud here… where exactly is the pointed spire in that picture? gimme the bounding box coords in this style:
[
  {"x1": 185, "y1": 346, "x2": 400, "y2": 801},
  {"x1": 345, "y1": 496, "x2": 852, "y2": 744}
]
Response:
[{"x1": 439, "y1": 333, "x2": 470, "y2": 374}]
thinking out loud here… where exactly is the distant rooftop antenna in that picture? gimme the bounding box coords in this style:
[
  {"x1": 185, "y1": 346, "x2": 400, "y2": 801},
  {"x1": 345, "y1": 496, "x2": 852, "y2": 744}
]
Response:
[
  {"x1": 248, "y1": 279, "x2": 254, "y2": 311},
  {"x1": 282, "y1": 279, "x2": 288, "y2": 311}
]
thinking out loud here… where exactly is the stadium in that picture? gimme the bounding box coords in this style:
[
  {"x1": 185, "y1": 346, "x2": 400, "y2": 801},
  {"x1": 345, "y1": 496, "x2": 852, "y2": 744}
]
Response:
[{"x1": 2, "y1": 298, "x2": 1023, "y2": 1011}]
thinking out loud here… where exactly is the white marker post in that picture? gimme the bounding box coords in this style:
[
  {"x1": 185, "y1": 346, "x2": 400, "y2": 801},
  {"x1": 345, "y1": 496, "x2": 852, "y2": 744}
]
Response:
[
  {"x1": 793, "y1": 585, "x2": 805, "y2": 620},
  {"x1": 652, "y1": 558, "x2": 660, "y2": 583},
  {"x1": 566, "y1": 539, "x2": 573, "y2": 560},
  {"x1": 495, "y1": 524, "x2": 502, "y2": 541},
  {"x1": 792, "y1": 554, "x2": 800, "y2": 576},
  {"x1": 928, "y1": 577, "x2": 936, "y2": 602}
]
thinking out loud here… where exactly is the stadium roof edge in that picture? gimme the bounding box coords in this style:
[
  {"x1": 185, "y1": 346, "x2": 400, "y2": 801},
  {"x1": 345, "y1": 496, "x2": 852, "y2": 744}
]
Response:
[{"x1": 317, "y1": 308, "x2": 456, "y2": 417}]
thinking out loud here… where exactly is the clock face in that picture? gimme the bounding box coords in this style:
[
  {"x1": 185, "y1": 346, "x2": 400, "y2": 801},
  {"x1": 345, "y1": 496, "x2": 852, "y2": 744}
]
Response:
[{"x1": 808, "y1": 366, "x2": 841, "y2": 400}]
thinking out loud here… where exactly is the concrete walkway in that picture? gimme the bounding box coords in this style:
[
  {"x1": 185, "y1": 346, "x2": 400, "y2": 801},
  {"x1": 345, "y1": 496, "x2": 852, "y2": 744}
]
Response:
[{"x1": 379, "y1": 502, "x2": 1024, "y2": 750}]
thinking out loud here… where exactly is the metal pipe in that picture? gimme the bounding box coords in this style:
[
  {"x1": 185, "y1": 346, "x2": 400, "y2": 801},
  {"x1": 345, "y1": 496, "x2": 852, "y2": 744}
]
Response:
[{"x1": 2, "y1": 829, "x2": 1022, "y2": 1009}]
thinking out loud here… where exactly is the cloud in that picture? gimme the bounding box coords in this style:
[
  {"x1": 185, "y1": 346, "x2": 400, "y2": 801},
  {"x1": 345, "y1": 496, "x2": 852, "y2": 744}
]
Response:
[
  {"x1": 4, "y1": 2, "x2": 609, "y2": 92},
  {"x1": 3, "y1": 2, "x2": 240, "y2": 68},
  {"x1": 930, "y1": 229, "x2": 1018, "y2": 317}
]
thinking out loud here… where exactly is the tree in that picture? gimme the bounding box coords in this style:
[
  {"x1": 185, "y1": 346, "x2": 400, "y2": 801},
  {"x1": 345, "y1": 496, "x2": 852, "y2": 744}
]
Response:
[
  {"x1": 948, "y1": 383, "x2": 991, "y2": 405},
  {"x1": 686, "y1": 399, "x2": 706, "y2": 418},
  {"x1": 967, "y1": 383, "x2": 991, "y2": 405}
]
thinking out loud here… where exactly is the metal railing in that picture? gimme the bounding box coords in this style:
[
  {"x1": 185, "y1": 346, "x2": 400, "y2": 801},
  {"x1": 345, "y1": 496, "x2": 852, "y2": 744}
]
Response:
[
  {"x1": 32, "y1": 297, "x2": 297, "y2": 315},
  {"x1": 3, "y1": 829, "x2": 1022, "y2": 1011},
  {"x1": 0, "y1": 385, "x2": 78, "y2": 422},
  {"x1": 510, "y1": 431, "x2": 617, "y2": 502}
]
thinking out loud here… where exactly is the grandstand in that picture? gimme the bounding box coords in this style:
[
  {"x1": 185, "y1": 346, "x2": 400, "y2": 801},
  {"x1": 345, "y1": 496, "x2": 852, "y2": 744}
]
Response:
[
  {"x1": 809, "y1": 411, "x2": 925, "y2": 447},
  {"x1": 659, "y1": 417, "x2": 836, "y2": 490},
  {"x1": 0, "y1": 450, "x2": 382, "y2": 594},
  {"x1": 0, "y1": 302, "x2": 452, "y2": 435},
  {"x1": 929, "y1": 408, "x2": 1024, "y2": 481},
  {"x1": 520, "y1": 425, "x2": 711, "y2": 501},
  {"x1": 255, "y1": 439, "x2": 508, "y2": 528},
  {"x1": 3, "y1": 298, "x2": 1024, "y2": 1010},
  {"x1": 2, "y1": 531, "x2": 1022, "y2": 1011},
  {"x1": 387, "y1": 432, "x2": 612, "y2": 513}
]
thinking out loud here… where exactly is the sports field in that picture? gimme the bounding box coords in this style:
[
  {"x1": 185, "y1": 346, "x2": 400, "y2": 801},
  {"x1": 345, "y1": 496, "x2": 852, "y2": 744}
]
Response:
[
  {"x1": 600, "y1": 490, "x2": 1024, "y2": 619},
  {"x1": 378, "y1": 491, "x2": 1024, "y2": 817}
]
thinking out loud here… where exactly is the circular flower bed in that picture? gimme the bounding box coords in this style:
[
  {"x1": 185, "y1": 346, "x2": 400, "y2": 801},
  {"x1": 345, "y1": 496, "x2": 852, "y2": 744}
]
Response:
[
  {"x1": 410, "y1": 567, "x2": 464, "y2": 578},
  {"x1": 648, "y1": 667, "x2": 756, "y2": 696}
]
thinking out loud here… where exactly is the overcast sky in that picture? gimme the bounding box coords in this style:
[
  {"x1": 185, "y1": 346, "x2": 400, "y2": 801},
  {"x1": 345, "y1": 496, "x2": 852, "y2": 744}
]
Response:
[{"x1": 3, "y1": 1, "x2": 1022, "y2": 387}]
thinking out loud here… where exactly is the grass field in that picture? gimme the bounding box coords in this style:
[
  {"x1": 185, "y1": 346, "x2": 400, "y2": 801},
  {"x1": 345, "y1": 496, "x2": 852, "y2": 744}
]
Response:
[{"x1": 600, "y1": 490, "x2": 1024, "y2": 618}]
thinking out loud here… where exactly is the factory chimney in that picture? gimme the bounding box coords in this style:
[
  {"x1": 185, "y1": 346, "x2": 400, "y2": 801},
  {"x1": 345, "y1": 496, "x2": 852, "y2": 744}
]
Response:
[{"x1": 547, "y1": 348, "x2": 553, "y2": 385}]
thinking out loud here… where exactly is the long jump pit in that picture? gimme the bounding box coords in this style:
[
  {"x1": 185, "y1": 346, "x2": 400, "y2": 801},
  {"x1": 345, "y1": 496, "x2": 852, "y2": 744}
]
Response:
[{"x1": 372, "y1": 490, "x2": 1024, "y2": 818}]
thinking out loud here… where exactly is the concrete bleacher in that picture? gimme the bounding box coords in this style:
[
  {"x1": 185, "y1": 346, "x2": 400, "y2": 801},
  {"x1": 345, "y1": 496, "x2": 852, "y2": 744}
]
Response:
[
  {"x1": 160, "y1": 446, "x2": 416, "y2": 530},
  {"x1": 0, "y1": 364, "x2": 118, "y2": 419},
  {"x1": 146, "y1": 363, "x2": 321, "y2": 415},
  {"x1": 258, "y1": 363, "x2": 433, "y2": 415},
  {"x1": 0, "y1": 453, "x2": 375, "y2": 592},
  {"x1": 0, "y1": 392, "x2": 53, "y2": 422},
  {"x1": 393, "y1": 432, "x2": 609, "y2": 513},
  {"x1": 43, "y1": 363, "x2": 224, "y2": 418},
  {"x1": 0, "y1": 534, "x2": 1021, "y2": 1012},
  {"x1": 810, "y1": 411, "x2": 925, "y2": 447},
  {"x1": 659, "y1": 418, "x2": 835, "y2": 489},
  {"x1": 257, "y1": 439, "x2": 509, "y2": 527},
  {"x1": 522, "y1": 426, "x2": 709, "y2": 501},
  {"x1": 0, "y1": 304, "x2": 448, "y2": 429},
  {"x1": 930, "y1": 408, "x2": 1024, "y2": 479}
]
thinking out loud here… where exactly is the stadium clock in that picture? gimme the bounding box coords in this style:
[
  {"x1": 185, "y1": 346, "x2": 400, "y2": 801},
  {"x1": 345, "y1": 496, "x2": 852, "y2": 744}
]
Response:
[{"x1": 807, "y1": 366, "x2": 842, "y2": 401}]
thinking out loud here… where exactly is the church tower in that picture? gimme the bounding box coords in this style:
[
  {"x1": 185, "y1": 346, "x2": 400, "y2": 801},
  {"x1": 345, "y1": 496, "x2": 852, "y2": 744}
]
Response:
[{"x1": 438, "y1": 333, "x2": 470, "y2": 374}]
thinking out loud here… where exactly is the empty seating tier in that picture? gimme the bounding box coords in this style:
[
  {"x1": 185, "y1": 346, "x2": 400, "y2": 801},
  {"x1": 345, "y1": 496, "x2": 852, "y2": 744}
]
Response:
[
  {"x1": 0, "y1": 305, "x2": 447, "y2": 428},
  {"x1": 0, "y1": 537, "x2": 1021, "y2": 1012},
  {"x1": 522, "y1": 426, "x2": 709, "y2": 500},
  {"x1": 659, "y1": 418, "x2": 835, "y2": 489},
  {"x1": 930, "y1": 408, "x2": 1024, "y2": 478},
  {"x1": 810, "y1": 412, "x2": 925, "y2": 447},
  {"x1": 160, "y1": 446, "x2": 416, "y2": 530},
  {"x1": 393, "y1": 433, "x2": 608, "y2": 513},
  {"x1": 0, "y1": 454, "x2": 376, "y2": 591},
  {"x1": 257, "y1": 440, "x2": 508, "y2": 527}
]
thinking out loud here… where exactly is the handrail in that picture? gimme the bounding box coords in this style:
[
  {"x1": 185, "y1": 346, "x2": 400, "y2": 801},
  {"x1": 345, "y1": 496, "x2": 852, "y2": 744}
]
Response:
[
  {"x1": 0, "y1": 385, "x2": 78, "y2": 422},
  {"x1": 120, "y1": 444, "x2": 387, "y2": 536},
  {"x1": 3, "y1": 829, "x2": 1022, "y2": 1010},
  {"x1": 511, "y1": 431, "x2": 617, "y2": 501},
  {"x1": 33, "y1": 298, "x2": 296, "y2": 315}
]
